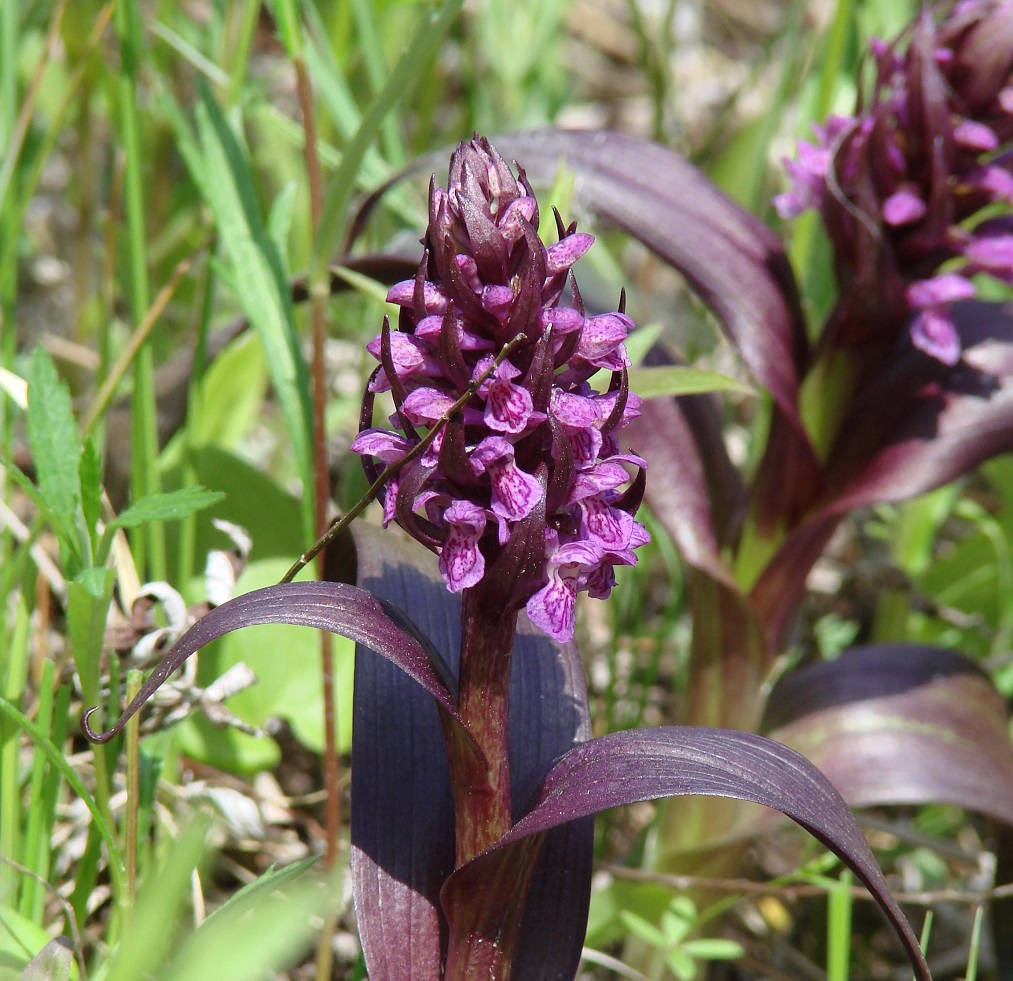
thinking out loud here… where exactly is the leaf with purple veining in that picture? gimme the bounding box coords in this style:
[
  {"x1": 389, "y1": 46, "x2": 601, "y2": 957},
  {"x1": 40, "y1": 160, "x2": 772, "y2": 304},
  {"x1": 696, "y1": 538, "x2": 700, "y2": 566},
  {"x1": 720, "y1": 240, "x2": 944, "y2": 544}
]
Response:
[
  {"x1": 441, "y1": 726, "x2": 931, "y2": 981},
  {"x1": 763, "y1": 644, "x2": 1013, "y2": 824}
]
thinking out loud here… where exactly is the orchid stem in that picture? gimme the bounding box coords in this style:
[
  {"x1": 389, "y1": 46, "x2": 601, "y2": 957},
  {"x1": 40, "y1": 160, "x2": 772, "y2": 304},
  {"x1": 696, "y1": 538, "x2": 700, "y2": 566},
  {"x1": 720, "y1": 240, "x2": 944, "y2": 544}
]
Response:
[{"x1": 448, "y1": 590, "x2": 516, "y2": 866}]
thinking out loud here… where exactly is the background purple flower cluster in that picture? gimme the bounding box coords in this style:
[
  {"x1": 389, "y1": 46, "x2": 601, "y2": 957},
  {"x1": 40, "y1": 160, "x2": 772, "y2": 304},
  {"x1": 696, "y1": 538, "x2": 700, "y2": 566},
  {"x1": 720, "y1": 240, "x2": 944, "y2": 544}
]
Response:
[
  {"x1": 352, "y1": 137, "x2": 648, "y2": 642},
  {"x1": 775, "y1": 1, "x2": 1013, "y2": 365}
]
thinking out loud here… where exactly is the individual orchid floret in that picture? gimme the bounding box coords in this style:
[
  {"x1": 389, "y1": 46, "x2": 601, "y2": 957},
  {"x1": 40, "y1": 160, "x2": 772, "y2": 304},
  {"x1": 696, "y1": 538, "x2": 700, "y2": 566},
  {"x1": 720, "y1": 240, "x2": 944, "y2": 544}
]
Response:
[
  {"x1": 353, "y1": 136, "x2": 649, "y2": 638},
  {"x1": 775, "y1": 1, "x2": 1013, "y2": 364},
  {"x1": 439, "y1": 500, "x2": 488, "y2": 592}
]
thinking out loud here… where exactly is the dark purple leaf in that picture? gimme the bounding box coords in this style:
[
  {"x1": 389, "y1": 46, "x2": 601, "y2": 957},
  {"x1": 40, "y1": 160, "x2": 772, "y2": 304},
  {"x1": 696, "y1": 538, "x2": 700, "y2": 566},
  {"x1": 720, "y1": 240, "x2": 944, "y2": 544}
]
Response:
[
  {"x1": 340, "y1": 525, "x2": 459, "y2": 980},
  {"x1": 763, "y1": 644, "x2": 1013, "y2": 824},
  {"x1": 824, "y1": 300, "x2": 1013, "y2": 512},
  {"x1": 753, "y1": 301, "x2": 1013, "y2": 647},
  {"x1": 344, "y1": 524, "x2": 593, "y2": 981},
  {"x1": 749, "y1": 511, "x2": 841, "y2": 653},
  {"x1": 624, "y1": 349, "x2": 741, "y2": 587},
  {"x1": 81, "y1": 577, "x2": 460, "y2": 744},
  {"x1": 442, "y1": 726, "x2": 931, "y2": 981}
]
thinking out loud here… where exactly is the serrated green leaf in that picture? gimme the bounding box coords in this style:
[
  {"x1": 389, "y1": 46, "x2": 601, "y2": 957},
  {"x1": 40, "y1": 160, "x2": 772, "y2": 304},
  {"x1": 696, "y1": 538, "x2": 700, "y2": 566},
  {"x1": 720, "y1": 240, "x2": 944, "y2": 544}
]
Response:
[
  {"x1": 0, "y1": 459, "x2": 79, "y2": 562},
  {"x1": 107, "y1": 487, "x2": 225, "y2": 530},
  {"x1": 626, "y1": 365, "x2": 755, "y2": 400},
  {"x1": 26, "y1": 349, "x2": 82, "y2": 542}
]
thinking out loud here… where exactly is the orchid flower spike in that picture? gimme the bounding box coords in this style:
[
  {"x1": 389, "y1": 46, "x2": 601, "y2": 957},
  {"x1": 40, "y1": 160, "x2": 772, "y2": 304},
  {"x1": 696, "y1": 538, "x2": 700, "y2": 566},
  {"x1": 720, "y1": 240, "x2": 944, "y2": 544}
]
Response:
[{"x1": 352, "y1": 136, "x2": 649, "y2": 642}]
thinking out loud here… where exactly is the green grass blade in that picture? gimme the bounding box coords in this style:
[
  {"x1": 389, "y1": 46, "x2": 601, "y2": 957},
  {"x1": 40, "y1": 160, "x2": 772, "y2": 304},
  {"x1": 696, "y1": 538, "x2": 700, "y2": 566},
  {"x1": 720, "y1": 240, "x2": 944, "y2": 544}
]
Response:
[
  {"x1": 827, "y1": 869, "x2": 852, "y2": 981},
  {"x1": 104, "y1": 814, "x2": 211, "y2": 981},
  {"x1": 194, "y1": 85, "x2": 314, "y2": 534},
  {"x1": 19, "y1": 659, "x2": 56, "y2": 921},
  {"x1": 114, "y1": 0, "x2": 164, "y2": 579},
  {"x1": 625, "y1": 366, "x2": 755, "y2": 400},
  {"x1": 0, "y1": 695, "x2": 125, "y2": 901},
  {"x1": 311, "y1": 0, "x2": 465, "y2": 276}
]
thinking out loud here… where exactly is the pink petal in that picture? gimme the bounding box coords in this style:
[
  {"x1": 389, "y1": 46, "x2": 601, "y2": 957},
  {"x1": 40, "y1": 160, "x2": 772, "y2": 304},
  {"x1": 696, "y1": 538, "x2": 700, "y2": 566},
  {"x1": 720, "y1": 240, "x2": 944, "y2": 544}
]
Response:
[
  {"x1": 439, "y1": 501, "x2": 487, "y2": 592},
  {"x1": 403, "y1": 387, "x2": 456, "y2": 424},
  {"x1": 906, "y1": 274, "x2": 976, "y2": 308},
  {"x1": 525, "y1": 571, "x2": 578, "y2": 642},
  {"x1": 910, "y1": 308, "x2": 961, "y2": 366},
  {"x1": 545, "y1": 233, "x2": 594, "y2": 275},
  {"x1": 542, "y1": 307, "x2": 585, "y2": 335},
  {"x1": 578, "y1": 313, "x2": 632, "y2": 364},
  {"x1": 484, "y1": 378, "x2": 534, "y2": 433},
  {"x1": 579, "y1": 496, "x2": 634, "y2": 550},
  {"x1": 882, "y1": 188, "x2": 926, "y2": 226},
  {"x1": 351, "y1": 429, "x2": 413, "y2": 462},
  {"x1": 954, "y1": 119, "x2": 999, "y2": 152},
  {"x1": 551, "y1": 390, "x2": 600, "y2": 430},
  {"x1": 470, "y1": 437, "x2": 543, "y2": 521},
  {"x1": 386, "y1": 280, "x2": 449, "y2": 314}
]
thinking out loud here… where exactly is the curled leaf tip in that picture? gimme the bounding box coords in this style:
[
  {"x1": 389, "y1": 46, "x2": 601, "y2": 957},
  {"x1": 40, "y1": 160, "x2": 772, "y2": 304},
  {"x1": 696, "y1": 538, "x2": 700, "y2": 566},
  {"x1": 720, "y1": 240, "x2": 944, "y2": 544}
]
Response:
[{"x1": 80, "y1": 706, "x2": 121, "y2": 744}]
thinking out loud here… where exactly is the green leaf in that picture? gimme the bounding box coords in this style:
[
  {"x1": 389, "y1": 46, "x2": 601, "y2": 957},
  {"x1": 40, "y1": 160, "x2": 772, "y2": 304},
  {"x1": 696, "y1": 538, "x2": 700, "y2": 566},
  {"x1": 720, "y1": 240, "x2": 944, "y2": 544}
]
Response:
[
  {"x1": 267, "y1": 181, "x2": 297, "y2": 273},
  {"x1": 163, "y1": 861, "x2": 322, "y2": 981},
  {"x1": 104, "y1": 816, "x2": 211, "y2": 981},
  {"x1": 0, "y1": 460, "x2": 79, "y2": 562},
  {"x1": 311, "y1": 0, "x2": 466, "y2": 278},
  {"x1": 0, "y1": 696, "x2": 125, "y2": 900},
  {"x1": 79, "y1": 436, "x2": 102, "y2": 549},
  {"x1": 198, "y1": 856, "x2": 318, "y2": 932},
  {"x1": 0, "y1": 903, "x2": 55, "y2": 974},
  {"x1": 26, "y1": 348, "x2": 83, "y2": 558},
  {"x1": 626, "y1": 365, "x2": 755, "y2": 400},
  {"x1": 107, "y1": 487, "x2": 225, "y2": 530},
  {"x1": 618, "y1": 909, "x2": 668, "y2": 950},
  {"x1": 680, "y1": 938, "x2": 746, "y2": 960},
  {"x1": 267, "y1": 0, "x2": 303, "y2": 59},
  {"x1": 67, "y1": 568, "x2": 116, "y2": 707},
  {"x1": 665, "y1": 948, "x2": 697, "y2": 981}
]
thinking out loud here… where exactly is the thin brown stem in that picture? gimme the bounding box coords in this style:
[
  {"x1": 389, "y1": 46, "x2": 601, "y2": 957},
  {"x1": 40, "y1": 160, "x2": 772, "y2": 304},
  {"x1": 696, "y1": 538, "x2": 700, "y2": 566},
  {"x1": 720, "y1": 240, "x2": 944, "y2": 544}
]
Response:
[{"x1": 294, "y1": 52, "x2": 342, "y2": 883}]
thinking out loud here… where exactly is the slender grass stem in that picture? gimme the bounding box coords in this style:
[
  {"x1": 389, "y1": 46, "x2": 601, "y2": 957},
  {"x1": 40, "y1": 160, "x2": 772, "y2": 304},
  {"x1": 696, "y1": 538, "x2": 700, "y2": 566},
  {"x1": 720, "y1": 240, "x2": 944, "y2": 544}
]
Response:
[
  {"x1": 293, "y1": 50, "x2": 340, "y2": 869},
  {"x1": 115, "y1": 0, "x2": 163, "y2": 578},
  {"x1": 0, "y1": 593, "x2": 31, "y2": 904},
  {"x1": 82, "y1": 256, "x2": 194, "y2": 434},
  {"x1": 124, "y1": 670, "x2": 142, "y2": 914},
  {"x1": 226, "y1": 1, "x2": 262, "y2": 107}
]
